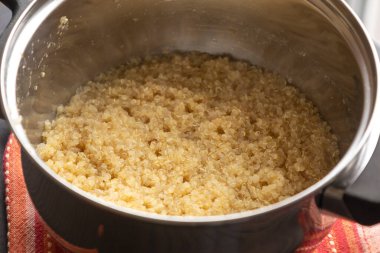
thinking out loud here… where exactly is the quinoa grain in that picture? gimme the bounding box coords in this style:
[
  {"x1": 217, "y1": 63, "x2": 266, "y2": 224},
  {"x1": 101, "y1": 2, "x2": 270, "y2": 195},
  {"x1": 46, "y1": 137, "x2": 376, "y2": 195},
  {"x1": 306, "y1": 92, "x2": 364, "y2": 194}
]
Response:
[{"x1": 37, "y1": 53, "x2": 339, "y2": 216}]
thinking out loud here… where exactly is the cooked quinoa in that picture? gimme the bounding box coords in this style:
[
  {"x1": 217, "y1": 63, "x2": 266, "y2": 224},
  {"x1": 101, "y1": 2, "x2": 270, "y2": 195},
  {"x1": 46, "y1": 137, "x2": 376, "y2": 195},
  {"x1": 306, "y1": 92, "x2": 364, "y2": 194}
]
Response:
[{"x1": 37, "y1": 53, "x2": 339, "y2": 216}]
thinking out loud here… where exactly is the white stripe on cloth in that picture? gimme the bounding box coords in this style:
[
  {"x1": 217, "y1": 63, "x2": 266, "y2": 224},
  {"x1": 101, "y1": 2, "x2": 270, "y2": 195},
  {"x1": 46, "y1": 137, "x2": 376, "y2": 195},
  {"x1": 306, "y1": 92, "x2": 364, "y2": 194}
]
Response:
[{"x1": 25, "y1": 190, "x2": 36, "y2": 252}]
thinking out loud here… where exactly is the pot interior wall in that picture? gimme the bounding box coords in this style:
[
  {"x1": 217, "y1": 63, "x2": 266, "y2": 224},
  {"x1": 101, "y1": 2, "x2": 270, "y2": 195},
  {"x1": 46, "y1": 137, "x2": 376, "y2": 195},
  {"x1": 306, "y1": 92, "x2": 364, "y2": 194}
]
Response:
[{"x1": 14, "y1": 0, "x2": 363, "y2": 154}]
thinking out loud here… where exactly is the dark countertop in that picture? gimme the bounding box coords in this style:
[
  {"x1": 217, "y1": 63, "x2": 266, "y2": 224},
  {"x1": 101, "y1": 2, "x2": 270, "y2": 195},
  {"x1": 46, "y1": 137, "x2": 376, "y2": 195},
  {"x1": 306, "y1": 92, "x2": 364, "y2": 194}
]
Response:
[
  {"x1": 1, "y1": 4, "x2": 12, "y2": 253},
  {"x1": 1, "y1": 4, "x2": 14, "y2": 253},
  {"x1": 0, "y1": 120, "x2": 10, "y2": 253}
]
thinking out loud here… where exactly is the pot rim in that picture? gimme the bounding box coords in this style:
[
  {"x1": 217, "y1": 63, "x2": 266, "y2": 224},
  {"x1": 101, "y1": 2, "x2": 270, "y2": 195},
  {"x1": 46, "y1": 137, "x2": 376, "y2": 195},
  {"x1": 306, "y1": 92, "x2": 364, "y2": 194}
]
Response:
[{"x1": 1, "y1": 0, "x2": 379, "y2": 224}]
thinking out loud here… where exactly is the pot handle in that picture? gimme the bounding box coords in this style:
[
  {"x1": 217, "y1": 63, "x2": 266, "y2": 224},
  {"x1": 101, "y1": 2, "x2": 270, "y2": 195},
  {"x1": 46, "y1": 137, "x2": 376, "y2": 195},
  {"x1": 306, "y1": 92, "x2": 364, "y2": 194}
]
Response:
[
  {"x1": 0, "y1": 0, "x2": 29, "y2": 20},
  {"x1": 319, "y1": 43, "x2": 380, "y2": 226},
  {"x1": 320, "y1": 137, "x2": 380, "y2": 225},
  {"x1": 0, "y1": 0, "x2": 29, "y2": 119},
  {"x1": 0, "y1": 0, "x2": 30, "y2": 47}
]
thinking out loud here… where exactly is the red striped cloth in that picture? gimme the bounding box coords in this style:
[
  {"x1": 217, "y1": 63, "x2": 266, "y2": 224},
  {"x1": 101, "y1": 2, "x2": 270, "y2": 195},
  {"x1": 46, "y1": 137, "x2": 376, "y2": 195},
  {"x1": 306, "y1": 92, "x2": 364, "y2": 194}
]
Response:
[{"x1": 3, "y1": 133, "x2": 380, "y2": 253}]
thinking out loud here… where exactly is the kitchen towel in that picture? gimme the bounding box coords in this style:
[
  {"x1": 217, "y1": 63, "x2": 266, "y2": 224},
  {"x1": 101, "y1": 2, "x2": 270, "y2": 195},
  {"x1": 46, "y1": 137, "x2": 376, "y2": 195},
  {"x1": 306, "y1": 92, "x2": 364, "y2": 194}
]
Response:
[{"x1": 3, "y1": 133, "x2": 380, "y2": 253}]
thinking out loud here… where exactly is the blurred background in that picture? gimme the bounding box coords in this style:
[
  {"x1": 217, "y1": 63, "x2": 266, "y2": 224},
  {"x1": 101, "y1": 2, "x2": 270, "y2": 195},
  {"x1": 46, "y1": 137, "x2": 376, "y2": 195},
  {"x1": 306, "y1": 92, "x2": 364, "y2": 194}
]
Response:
[
  {"x1": 347, "y1": 0, "x2": 380, "y2": 46},
  {"x1": 0, "y1": 1, "x2": 11, "y2": 35},
  {"x1": 0, "y1": 1, "x2": 379, "y2": 46}
]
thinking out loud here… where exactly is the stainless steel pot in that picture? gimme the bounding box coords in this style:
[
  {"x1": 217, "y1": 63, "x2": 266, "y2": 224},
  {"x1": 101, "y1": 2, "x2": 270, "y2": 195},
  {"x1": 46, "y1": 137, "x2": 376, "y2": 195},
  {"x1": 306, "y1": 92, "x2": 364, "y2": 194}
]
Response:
[{"x1": 0, "y1": 0, "x2": 379, "y2": 252}]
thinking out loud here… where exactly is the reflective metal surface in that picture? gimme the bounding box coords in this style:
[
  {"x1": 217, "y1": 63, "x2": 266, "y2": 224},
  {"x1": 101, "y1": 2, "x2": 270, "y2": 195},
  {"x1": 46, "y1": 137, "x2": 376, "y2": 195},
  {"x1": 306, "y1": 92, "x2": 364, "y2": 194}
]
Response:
[
  {"x1": 1, "y1": 0, "x2": 378, "y2": 221},
  {"x1": 0, "y1": 0, "x2": 379, "y2": 252},
  {"x1": 2, "y1": 0, "x2": 379, "y2": 221},
  {"x1": 8, "y1": 0, "x2": 369, "y2": 152}
]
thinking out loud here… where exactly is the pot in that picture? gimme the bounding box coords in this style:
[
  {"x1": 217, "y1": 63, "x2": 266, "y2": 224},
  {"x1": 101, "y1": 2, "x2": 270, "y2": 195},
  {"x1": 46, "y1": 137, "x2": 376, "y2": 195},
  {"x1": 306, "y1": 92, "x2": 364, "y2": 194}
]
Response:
[{"x1": 0, "y1": 0, "x2": 379, "y2": 252}]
